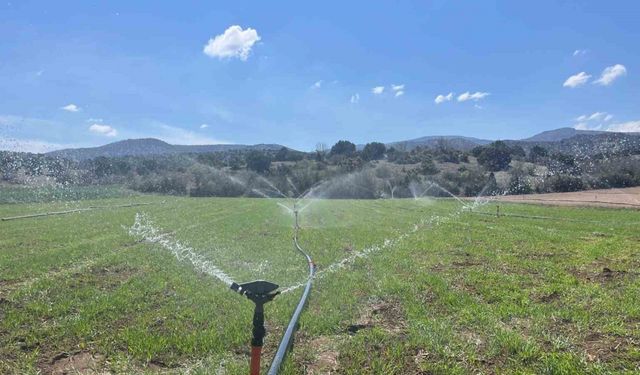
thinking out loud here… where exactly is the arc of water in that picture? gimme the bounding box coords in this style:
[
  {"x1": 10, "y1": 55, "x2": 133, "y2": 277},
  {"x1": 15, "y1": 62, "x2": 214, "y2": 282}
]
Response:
[{"x1": 129, "y1": 213, "x2": 235, "y2": 287}]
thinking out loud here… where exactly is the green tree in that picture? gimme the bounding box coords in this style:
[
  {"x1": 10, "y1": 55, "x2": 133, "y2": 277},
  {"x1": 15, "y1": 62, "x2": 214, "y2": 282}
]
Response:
[
  {"x1": 361, "y1": 142, "x2": 386, "y2": 161},
  {"x1": 329, "y1": 140, "x2": 356, "y2": 156},
  {"x1": 245, "y1": 151, "x2": 272, "y2": 173},
  {"x1": 477, "y1": 141, "x2": 512, "y2": 171},
  {"x1": 528, "y1": 145, "x2": 548, "y2": 163},
  {"x1": 419, "y1": 157, "x2": 439, "y2": 175}
]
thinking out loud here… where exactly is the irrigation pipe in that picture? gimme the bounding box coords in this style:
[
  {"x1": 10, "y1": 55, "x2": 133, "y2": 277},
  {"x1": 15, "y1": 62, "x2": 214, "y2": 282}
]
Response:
[
  {"x1": 468, "y1": 210, "x2": 640, "y2": 226},
  {"x1": 267, "y1": 210, "x2": 315, "y2": 375},
  {"x1": 1, "y1": 201, "x2": 161, "y2": 221}
]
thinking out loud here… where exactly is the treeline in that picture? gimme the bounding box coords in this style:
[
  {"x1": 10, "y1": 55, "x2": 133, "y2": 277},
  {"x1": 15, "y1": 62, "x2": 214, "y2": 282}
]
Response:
[{"x1": 2, "y1": 137, "x2": 640, "y2": 199}]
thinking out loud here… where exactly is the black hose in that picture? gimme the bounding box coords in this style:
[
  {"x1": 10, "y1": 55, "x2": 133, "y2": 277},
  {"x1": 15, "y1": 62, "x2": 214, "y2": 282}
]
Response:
[{"x1": 267, "y1": 212, "x2": 315, "y2": 375}]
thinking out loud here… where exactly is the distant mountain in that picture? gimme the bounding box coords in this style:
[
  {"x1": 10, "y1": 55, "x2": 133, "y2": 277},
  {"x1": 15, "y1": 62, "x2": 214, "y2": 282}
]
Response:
[
  {"x1": 386, "y1": 135, "x2": 492, "y2": 151},
  {"x1": 47, "y1": 138, "x2": 287, "y2": 160},
  {"x1": 523, "y1": 127, "x2": 606, "y2": 142},
  {"x1": 512, "y1": 132, "x2": 640, "y2": 156},
  {"x1": 41, "y1": 127, "x2": 640, "y2": 161}
]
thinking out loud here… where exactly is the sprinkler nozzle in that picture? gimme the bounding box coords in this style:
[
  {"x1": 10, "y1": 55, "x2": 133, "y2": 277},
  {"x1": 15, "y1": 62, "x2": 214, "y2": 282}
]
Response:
[{"x1": 230, "y1": 280, "x2": 280, "y2": 303}]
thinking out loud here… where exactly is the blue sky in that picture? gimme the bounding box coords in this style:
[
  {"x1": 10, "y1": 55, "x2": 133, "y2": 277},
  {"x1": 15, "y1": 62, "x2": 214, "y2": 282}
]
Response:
[{"x1": 1, "y1": 1, "x2": 639, "y2": 152}]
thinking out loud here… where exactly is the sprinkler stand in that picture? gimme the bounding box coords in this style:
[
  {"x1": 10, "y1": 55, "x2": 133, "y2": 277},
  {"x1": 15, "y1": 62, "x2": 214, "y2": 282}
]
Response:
[{"x1": 230, "y1": 280, "x2": 280, "y2": 375}]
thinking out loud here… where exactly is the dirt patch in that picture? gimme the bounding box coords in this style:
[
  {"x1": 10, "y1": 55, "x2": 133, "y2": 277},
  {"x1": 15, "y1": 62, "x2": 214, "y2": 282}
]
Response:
[
  {"x1": 582, "y1": 332, "x2": 636, "y2": 363},
  {"x1": 571, "y1": 266, "x2": 630, "y2": 284},
  {"x1": 304, "y1": 336, "x2": 340, "y2": 375},
  {"x1": 492, "y1": 187, "x2": 640, "y2": 209},
  {"x1": 452, "y1": 260, "x2": 481, "y2": 267},
  {"x1": 44, "y1": 351, "x2": 105, "y2": 375},
  {"x1": 347, "y1": 297, "x2": 407, "y2": 335},
  {"x1": 86, "y1": 265, "x2": 138, "y2": 291},
  {"x1": 538, "y1": 290, "x2": 561, "y2": 303}
]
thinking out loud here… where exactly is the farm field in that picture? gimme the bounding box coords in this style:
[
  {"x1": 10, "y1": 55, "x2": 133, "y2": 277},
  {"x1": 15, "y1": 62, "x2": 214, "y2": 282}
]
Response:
[
  {"x1": 494, "y1": 187, "x2": 640, "y2": 209},
  {"x1": 1, "y1": 194, "x2": 639, "y2": 374}
]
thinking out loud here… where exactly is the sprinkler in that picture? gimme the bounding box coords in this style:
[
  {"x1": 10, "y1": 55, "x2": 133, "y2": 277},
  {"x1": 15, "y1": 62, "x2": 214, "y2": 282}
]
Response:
[
  {"x1": 230, "y1": 280, "x2": 280, "y2": 375},
  {"x1": 293, "y1": 201, "x2": 300, "y2": 230}
]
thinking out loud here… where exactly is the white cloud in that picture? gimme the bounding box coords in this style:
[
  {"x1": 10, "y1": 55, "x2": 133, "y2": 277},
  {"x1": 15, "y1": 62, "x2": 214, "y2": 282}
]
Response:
[
  {"x1": 89, "y1": 124, "x2": 117, "y2": 137},
  {"x1": 606, "y1": 120, "x2": 640, "y2": 133},
  {"x1": 200, "y1": 124, "x2": 209, "y2": 129},
  {"x1": 61, "y1": 104, "x2": 80, "y2": 112},
  {"x1": 86, "y1": 118, "x2": 103, "y2": 123},
  {"x1": 575, "y1": 112, "x2": 613, "y2": 122},
  {"x1": 350, "y1": 93, "x2": 360, "y2": 104},
  {"x1": 474, "y1": 104, "x2": 483, "y2": 109},
  {"x1": 371, "y1": 86, "x2": 384, "y2": 95},
  {"x1": 563, "y1": 72, "x2": 591, "y2": 88},
  {"x1": 395, "y1": 91, "x2": 404, "y2": 97},
  {"x1": 573, "y1": 49, "x2": 588, "y2": 57},
  {"x1": 311, "y1": 80, "x2": 322, "y2": 89},
  {"x1": 594, "y1": 64, "x2": 627, "y2": 86},
  {"x1": 391, "y1": 84, "x2": 404, "y2": 91},
  {"x1": 434, "y1": 92, "x2": 453, "y2": 104},
  {"x1": 203, "y1": 25, "x2": 261, "y2": 61},
  {"x1": 457, "y1": 91, "x2": 490, "y2": 102}
]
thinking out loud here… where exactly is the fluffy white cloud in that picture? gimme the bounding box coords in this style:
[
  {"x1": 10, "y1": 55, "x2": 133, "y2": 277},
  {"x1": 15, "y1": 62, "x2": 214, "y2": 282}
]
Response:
[
  {"x1": 563, "y1": 72, "x2": 591, "y2": 88},
  {"x1": 391, "y1": 84, "x2": 404, "y2": 91},
  {"x1": 203, "y1": 25, "x2": 261, "y2": 61},
  {"x1": 594, "y1": 64, "x2": 627, "y2": 86},
  {"x1": 371, "y1": 86, "x2": 384, "y2": 95},
  {"x1": 457, "y1": 91, "x2": 490, "y2": 102},
  {"x1": 89, "y1": 124, "x2": 117, "y2": 137},
  {"x1": 350, "y1": 93, "x2": 360, "y2": 104},
  {"x1": 576, "y1": 112, "x2": 613, "y2": 122},
  {"x1": 311, "y1": 80, "x2": 322, "y2": 89},
  {"x1": 606, "y1": 120, "x2": 640, "y2": 133},
  {"x1": 434, "y1": 92, "x2": 453, "y2": 104},
  {"x1": 395, "y1": 90, "x2": 404, "y2": 97},
  {"x1": 86, "y1": 118, "x2": 103, "y2": 123},
  {"x1": 200, "y1": 124, "x2": 209, "y2": 129},
  {"x1": 61, "y1": 104, "x2": 80, "y2": 112},
  {"x1": 573, "y1": 49, "x2": 588, "y2": 57}
]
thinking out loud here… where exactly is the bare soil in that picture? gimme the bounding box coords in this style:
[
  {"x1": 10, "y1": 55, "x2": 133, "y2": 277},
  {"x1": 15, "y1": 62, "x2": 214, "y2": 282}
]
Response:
[{"x1": 494, "y1": 187, "x2": 640, "y2": 208}]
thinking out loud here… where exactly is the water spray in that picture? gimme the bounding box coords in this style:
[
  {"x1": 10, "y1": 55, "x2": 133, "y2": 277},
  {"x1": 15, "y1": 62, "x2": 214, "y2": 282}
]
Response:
[{"x1": 230, "y1": 280, "x2": 280, "y2": 375}]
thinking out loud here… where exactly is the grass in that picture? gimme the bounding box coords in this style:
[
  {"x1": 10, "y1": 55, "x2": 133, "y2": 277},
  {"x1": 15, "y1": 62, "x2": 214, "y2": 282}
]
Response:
[
  {"x1": 0, "y1": 184, "x2": 139, "y2": 204},
  {"x1": 0, "y1": 192, "x2": 638, "y2": 374}
]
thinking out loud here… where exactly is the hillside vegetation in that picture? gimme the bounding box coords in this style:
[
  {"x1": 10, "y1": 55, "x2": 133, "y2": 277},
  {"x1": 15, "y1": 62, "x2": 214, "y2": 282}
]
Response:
[{"x1": 2, "y1": 132, "x2": 640, "y2": 200}]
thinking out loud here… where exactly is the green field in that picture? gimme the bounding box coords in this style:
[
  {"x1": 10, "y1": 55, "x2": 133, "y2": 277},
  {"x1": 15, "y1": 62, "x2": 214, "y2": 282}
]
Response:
[{"x1": 1, "y1": 194, "x2": 639, "y2": 374}]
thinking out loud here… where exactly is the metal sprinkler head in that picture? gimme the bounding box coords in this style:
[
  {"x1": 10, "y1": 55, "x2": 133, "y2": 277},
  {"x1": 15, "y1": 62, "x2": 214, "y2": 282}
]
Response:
[{"x1": 230, "y1": 280, "x2": 279, "y2": 375}]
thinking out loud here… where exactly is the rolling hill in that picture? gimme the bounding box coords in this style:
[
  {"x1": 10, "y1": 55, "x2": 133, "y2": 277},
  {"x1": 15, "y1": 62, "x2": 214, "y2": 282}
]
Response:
[{"x1": 46, "y1": 138, "x2": 287, "y2": 160}]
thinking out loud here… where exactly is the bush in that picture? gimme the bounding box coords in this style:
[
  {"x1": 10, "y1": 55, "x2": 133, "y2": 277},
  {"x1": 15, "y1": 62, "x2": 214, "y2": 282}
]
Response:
[{"x1": 539, "y1": 175, "x2": 584, "y2": 193}]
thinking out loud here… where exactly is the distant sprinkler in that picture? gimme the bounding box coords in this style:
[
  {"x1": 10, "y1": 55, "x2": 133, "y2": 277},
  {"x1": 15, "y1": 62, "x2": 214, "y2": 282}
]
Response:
[
  {"x1": 230, "y1": 280, "x2": 280, "y2": 375},
  {"x1": 293, "y1": 202, "x2": 300, "y2": 229}
]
